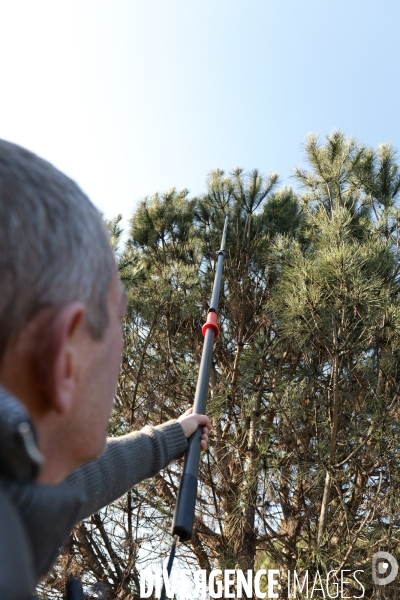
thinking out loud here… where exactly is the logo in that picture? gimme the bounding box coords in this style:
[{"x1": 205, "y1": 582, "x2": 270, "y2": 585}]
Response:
[{"x1": 372, "y1": 552, "x2": 398, "y2": 586}]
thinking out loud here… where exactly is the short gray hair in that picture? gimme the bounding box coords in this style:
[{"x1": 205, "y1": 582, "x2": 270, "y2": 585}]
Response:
[{"x1": 0, "y1": 139, "x2": 114, "y2": 362}]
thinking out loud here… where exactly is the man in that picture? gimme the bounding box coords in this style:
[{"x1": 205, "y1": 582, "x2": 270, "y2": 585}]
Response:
[{"x1": 0, "y1": 140, "x2": 211, "y2": 599}]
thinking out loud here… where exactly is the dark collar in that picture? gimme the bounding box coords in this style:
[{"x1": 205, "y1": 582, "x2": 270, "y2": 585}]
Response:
[{"x1": 0, "y1": 385, "x2": 44, "y2": 481}]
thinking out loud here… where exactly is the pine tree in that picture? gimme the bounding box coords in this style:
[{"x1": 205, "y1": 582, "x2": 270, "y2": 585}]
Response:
[
  {"x1": 111, "y1": 169, "x2": 304, "y2": 585},
  {"x1": 273, "y1": 132, "x2": 400, "y2": 597},
  {"x1": 41, "y1": 133, "x2": 400, "y2": 600}
]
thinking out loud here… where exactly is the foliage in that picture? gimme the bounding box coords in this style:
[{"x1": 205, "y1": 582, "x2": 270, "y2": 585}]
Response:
[{"x1": 40, "y1": 133, "x2": 400, "y2": 599}]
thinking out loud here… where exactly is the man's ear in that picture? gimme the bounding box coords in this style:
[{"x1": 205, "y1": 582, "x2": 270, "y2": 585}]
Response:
[{"x1": 42, "y1": 302, "x2": 86, "y2": 415}]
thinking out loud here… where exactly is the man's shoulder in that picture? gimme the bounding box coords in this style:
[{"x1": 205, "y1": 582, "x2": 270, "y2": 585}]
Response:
[{"x1": 0, "y1": 484, "x2": 36, "y2": 600}]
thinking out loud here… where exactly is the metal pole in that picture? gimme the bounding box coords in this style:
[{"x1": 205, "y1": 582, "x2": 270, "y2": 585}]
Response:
[{"x1": 171, "y1": 214, "x2": 229, "y2": 542}]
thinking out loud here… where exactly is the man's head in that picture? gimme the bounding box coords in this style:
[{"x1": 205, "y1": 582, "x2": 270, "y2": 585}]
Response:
[
  {"x1": 0, "y1": 140, "x2": 126, "y2": 482},
  {"x1": 0, "y1": 139, "x2": 114, "y2": 358}
]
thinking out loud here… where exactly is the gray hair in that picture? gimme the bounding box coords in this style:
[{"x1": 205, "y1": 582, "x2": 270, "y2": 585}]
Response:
[{"x1": 0, "y1": 139, "x2": 114, "y2": 362}]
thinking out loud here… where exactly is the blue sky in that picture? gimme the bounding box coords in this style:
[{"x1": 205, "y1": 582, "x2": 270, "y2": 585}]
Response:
[{"x1": 0, "y1": 0, "x2": 399, "y2": 229}]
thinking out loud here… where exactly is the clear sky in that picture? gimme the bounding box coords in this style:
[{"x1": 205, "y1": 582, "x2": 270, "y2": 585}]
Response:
[{"x1": 0, "y1": 0, "x2": 399, "y2": 230}]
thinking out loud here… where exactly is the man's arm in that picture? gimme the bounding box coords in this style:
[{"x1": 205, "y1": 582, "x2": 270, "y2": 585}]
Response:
[
  {"x1": 4, "y1": 414, "x2": 210, "y2": 581},
  {"x1": 64, "y1": 420, "x2": 187, "y2": 522}
]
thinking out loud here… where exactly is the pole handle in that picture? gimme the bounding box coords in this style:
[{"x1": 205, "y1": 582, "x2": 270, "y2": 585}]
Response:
[
  {"x1": 171, "y1": 471, "x2": 198, "y2": 541},
  {"x1": 171, "y1": 426, "x2": 202, "y2": 541}
]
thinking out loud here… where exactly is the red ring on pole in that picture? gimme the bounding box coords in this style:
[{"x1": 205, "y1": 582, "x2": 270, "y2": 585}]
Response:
[{"x1": 202, "y1": 312, "x2": 219, "y2": 338}]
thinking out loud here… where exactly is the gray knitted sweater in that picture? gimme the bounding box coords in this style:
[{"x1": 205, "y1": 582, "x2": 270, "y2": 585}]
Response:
[{"x1": 0, "y1": 386, "x2": 187, "y2": 599}]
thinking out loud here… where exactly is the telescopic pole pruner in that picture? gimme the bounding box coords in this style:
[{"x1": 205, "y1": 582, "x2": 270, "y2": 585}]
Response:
[{"x1": 160, "y1": 214, "x2": 229, "y2": 600}]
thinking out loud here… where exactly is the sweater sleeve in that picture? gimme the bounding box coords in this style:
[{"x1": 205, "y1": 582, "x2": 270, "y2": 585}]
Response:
[{"x1": 64, "y1": 420, "x2": 187, "y2": 522}]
